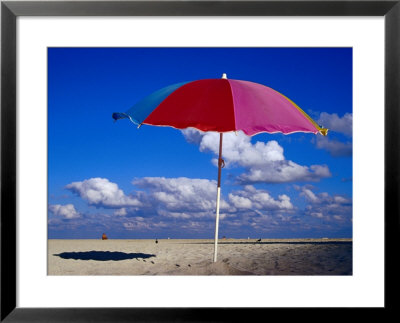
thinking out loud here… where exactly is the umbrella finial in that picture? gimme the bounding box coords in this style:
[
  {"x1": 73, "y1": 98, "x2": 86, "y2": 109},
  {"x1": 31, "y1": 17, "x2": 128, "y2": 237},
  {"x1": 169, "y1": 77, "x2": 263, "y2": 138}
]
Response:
[{"x1": 221, "y1": 73, "x2": 227, "y2": 79}]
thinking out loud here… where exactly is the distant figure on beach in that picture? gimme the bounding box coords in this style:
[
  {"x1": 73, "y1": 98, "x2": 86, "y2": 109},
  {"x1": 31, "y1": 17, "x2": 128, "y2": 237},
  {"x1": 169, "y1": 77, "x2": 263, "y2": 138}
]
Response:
[
  {"x1": 257, "y1": 238, "x2": 261, "y2": 243},
  {"x1": 102, "y1": 233, "x2": 108, "y2": 240},
  {"x1": 155, "y1": 238, "x2": 158, "y2": 244}
]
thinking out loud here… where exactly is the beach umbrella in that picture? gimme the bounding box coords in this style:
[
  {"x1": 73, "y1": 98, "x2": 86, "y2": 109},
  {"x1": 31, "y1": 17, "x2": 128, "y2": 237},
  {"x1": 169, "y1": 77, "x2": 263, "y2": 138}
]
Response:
[{"x1": 112, "y1": 73, "x2": 328, "y2": 262}]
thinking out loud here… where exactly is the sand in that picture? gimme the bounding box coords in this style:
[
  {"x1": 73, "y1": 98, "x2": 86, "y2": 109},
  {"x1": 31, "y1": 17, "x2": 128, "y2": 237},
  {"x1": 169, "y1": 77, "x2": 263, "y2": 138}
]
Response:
[{"x1": 48, "y1": 238, "x2": 352, "y2": 276}]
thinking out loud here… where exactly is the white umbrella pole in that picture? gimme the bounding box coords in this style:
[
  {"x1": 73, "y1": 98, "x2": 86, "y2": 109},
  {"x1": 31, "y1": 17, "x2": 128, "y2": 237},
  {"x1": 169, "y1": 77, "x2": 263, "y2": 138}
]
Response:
[{"x1": 213, "y1": 133, "x2": 224, "y2": 262}]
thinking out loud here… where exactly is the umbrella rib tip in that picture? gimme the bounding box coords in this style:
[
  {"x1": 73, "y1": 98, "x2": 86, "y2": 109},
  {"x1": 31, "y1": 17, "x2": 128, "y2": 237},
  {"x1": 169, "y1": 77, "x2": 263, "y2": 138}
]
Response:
[{"x1": 319, "y1": 128, "x2": 329, "y2": 136}]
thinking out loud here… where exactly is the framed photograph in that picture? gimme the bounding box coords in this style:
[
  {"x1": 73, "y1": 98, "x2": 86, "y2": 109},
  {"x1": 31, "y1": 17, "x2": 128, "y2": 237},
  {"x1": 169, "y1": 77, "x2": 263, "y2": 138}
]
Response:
[{"x1": 1, "y1": 0, "x2": 398, "y2": 321}]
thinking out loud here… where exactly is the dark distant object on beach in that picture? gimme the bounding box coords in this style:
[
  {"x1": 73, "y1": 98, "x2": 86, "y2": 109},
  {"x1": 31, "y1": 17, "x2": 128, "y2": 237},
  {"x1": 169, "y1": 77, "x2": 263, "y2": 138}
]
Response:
[
  {"x1": 222, "y1": 236, "x2": 226, "y2": 240},
  {"x1": 102, "y1": 233, "x2": 108, "y2": 240},
  {"x1": 155, "y1": 239, "x2": 158, "y2": 244},
  {"x1": 257, "y1": 238, "x2": 261, "y2": 242}
]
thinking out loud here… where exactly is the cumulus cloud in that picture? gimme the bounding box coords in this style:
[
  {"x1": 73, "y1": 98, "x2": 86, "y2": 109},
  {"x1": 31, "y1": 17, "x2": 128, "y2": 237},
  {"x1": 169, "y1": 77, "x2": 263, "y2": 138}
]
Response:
[
  {"x1": 184, "y1": 130, "x2": 284, "y2": 168},
  {"x1": 297, "y1": 185, "x2": 352, "y2": 222},
  {"x1": 66, "y1": 177, "x2": 142, "y2": 208},
  {"x1": 49, "y1": 204, "x2": 81, "y2": 219},
  {"x1": 57, "y1": 175, "x2": 350, "y2": 236},
  {"x1": 315, "y1": 136, "x2": 352, "y2": 157},
  {"x1": 300, "y1": 187, "x2": 319, "y2": 203},
  {"x1": 113, "y1": 208, "x2": 128, "y2": 216},
  {"x1": 228, "y1": 185, "x2": 293, "y2": 211},
  {"x1": 181, "y1": 128, "x2": 204, "y2": 145},
  {"x1": 186, "y1": 185, "x2": 297, "y2": 234},
  {"x1": 61, "y1": 177, "x2": 228, "y2": 233},
  {"x1": 132, "y1": 177, "x2": 228, "y2": 216},
  {"x1": 127, "y1": 177, "x2": 298, "y2": 233},
  {"x1": 122, "y1": 217, "x2": 154, "y2": 230},
  {"x1": 182, "y1": 129, "x2": 331, "y2": 184},
  {"x1": 238, "y1": 161, "x2": 331, "y2": 184},
  {"x1": 313, "y1": 112, "x2": 353, "y2": 157},
  {"x1": 299, "y1": 186, "x2": 351, "y2": 205},
  {"x1": 318, "y1": 112, "x2": 352, "y2": 137}
]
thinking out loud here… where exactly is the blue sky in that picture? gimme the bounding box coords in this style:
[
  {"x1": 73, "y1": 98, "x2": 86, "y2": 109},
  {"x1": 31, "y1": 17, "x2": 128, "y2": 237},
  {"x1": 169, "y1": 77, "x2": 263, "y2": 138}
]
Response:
[{"x1": 48, "y1": 48, "x2": 352, "y2": 239}]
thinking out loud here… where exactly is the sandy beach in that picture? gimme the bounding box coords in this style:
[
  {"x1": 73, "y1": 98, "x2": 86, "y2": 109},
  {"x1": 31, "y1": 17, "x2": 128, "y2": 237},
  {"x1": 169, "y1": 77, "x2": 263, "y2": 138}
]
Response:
[{"x1": 48, "y1": 238, "x2": 352, "y2": 276}]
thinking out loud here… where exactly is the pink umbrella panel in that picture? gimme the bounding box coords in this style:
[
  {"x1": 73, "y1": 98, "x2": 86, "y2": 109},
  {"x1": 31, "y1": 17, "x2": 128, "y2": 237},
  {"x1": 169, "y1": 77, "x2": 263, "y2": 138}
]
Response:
[{"x1": 113, "y1": 75, "x2": 328, "y2": 262}]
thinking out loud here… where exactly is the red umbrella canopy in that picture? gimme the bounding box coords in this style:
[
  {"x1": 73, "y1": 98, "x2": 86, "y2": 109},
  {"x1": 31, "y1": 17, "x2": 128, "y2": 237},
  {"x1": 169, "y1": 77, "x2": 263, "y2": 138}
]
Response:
[{"x1": 113, "y1": 75, "x2": 328, "y2": 136}]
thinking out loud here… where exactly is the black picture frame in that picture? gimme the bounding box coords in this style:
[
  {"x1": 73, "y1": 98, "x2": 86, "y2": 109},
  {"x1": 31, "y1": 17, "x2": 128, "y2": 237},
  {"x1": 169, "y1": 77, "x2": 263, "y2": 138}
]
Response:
[{"x1": 1, "y1": 0, "x2": 398, "y2": 321}]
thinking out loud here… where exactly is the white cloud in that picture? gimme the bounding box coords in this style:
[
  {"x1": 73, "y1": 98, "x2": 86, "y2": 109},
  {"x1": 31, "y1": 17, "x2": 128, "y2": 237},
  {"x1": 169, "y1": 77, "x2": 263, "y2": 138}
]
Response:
[
  {"x1": 129, "y1": 177, "x2": 297, "y2": 232},
  {"x1": 229, "y1": 194, "x2": 253, "y2": 209},
  {"x1": 314, "y1": 112, "x2": 353, "y2": 157},
  {"x1": 334, "y1": 196, "x2": 351, "y2": 204},
  {"x1": 123, "y1": 219, "x2": 151, "y2": 230},
  {"x1": 197, "y1": 131, "x2": 285, "y2": 168},
  {"x1": 299, "y1": 186, "x2": 351, "y2": 206},
  {"x1": 300, "y1": 188, "x2": 319, "y2": 203},
  {"x1": 59, "y1": 175, "x2": 349, "y2": 236},
  {"x1": 228, "y1": 185, "x2": 293, "y2": 211},
  {"x1": 180, "y1": 221, "x2": 209, "y2": 230},
  {"x1": 239, "y1": 161, "x2": 331, "y2": 184},
  {"x1": 297, "y1": 186, "x2": 352, "y2": 222},
  {"x1": 315, "y1": 136, "x2": 352, "y2": 157},
  {"x1": 113, "y1": 208, "x2": 128, "y2": 216},
  {"x1": 333, "y1": 215, "x2": 344, "y2": 221},
  {"x1": 66, "y1": 177, "x2": 142, "y2": 208},
  {"x1": 122, "y1": 217, "x2": 169, "y2": 231},
  {"x1": 49, "y1": 204, "x2": 80, "y2": 219},
  {"x1": 181, "y1": 128, "x2": 204, "y2": 145},
  {"x1": 133, "y1": 177, "x2": 227, "y2": 215},
  {"x1": 318, "y1": 112, "x2": 352, "y2": 137},
  {"x1": 104, "y1": 215, "x2": 167, "y2": 232},
  {"x1": 182, "y1": 129, "x2": 331, "y2": 184},
  {"x1": 311, "y1": 212, "x2": 324, "y2": 218}
]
